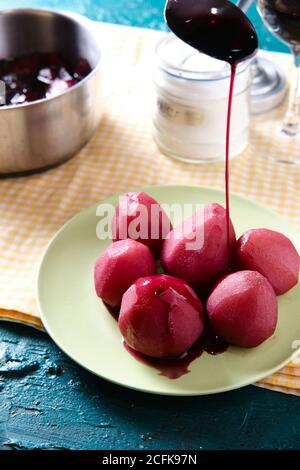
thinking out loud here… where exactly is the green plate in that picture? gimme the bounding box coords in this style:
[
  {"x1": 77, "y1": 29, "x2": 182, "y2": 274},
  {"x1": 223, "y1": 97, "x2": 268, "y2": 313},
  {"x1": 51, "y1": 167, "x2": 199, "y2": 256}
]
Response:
[{"x1": 36, "y1": 186, "x2": 300, "y2": 396}]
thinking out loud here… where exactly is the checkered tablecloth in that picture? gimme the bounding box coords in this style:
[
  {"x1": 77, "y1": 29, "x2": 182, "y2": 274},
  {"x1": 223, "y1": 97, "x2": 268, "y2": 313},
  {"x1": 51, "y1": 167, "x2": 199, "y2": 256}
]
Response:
[{"x1": 0, "y1": 22, "x2": 299, "y2": 395}]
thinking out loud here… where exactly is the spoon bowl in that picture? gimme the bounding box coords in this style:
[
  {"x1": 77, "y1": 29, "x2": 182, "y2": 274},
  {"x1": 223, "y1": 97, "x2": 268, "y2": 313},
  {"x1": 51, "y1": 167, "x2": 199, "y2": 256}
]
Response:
[{"x1": 165, "y1": 0, "x2": 258, "y2": 64}]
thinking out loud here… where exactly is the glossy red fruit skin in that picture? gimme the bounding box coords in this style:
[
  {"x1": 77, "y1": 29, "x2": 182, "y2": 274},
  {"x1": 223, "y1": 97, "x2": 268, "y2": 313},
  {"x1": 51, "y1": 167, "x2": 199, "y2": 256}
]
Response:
[
  {"x1": 94, "y1": 239, "x2": 156, "y2": 308},
  {"x1": 119, "y1": 274, "x2": 205, "y2": 358},
  {"x1": 111, "y1": 192, "x2": 173, "y2": 259},
  {"x1": 236, "y1": 229, "x2": 300, "y2": 295},
  {"x1": 161, "y1": 203, "x2": 236, "y2": 293},
  {"x1": 207, "y1": 270, "x2": 278, "y2": 348}
]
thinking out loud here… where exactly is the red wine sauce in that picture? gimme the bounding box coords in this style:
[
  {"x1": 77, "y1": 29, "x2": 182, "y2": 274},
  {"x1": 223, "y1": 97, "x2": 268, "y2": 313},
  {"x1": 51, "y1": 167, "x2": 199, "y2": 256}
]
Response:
[
  {"x1": 225, "y1": 63, "x2": 237, "y2": 270},
  {"x1": 104, "y1": 302, "x2": 228, "y2": 379},
  {"x1": 124, "y1": 330, "x2": 228, "y2": 380},
  {"x1": 165, "y1": 1, "x2": 257, "y2": 270},
  {"x1": 104, "y1": 302, "x2": 119, "y2": 321},
  {"x1": 257, "y1": 1, "x2": 300, "y2": 48},
  {"x1": 165, "y1": 0, "x2": 258, "y2": 63}
]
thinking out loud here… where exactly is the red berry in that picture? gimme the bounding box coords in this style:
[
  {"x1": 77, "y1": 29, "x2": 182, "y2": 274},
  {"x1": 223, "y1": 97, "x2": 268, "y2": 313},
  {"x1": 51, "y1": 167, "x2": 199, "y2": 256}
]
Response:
[
  {"x1": 43, "y1": 52, "x2": 64, "y2": 68},
  {"x1": 73, "y1": 58, "x2": 92, "y2": 79},
  {"x1": 66, "y1": 79, "x2": 77, "y2": 88},
  {"x1": 8, "y1": 53, "x2": 40, "y2": 79}
]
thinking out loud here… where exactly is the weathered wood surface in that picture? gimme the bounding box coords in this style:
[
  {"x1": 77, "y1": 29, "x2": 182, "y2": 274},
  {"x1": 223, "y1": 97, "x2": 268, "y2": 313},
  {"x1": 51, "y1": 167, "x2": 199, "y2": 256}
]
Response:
[{"x1": 1, "y1": 322, "x2": 300, "y2": 450}]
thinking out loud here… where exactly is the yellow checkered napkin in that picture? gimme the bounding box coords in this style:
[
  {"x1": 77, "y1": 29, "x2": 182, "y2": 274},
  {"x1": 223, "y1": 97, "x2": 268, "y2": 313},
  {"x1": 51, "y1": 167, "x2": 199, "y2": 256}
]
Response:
[{"x1": 0, "y1": 22, "x2": 299, "y2": 395}]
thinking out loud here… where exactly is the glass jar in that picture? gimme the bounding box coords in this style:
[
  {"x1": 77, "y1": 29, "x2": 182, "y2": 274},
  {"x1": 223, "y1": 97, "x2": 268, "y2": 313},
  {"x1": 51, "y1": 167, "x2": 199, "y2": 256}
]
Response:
[{"x1": 153, "y1": 34, "x2": 251, "y2": 164}]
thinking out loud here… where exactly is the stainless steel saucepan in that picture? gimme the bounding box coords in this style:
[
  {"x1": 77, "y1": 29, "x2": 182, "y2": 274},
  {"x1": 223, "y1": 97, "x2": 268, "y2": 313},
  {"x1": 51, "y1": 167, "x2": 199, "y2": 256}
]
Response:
[{"x1": 0, "y1": 8, "x2": 104, "y2": 174}]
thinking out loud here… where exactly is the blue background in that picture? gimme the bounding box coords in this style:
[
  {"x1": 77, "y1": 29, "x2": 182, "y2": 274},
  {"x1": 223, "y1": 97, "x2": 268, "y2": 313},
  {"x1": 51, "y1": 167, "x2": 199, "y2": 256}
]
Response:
[
  {"x1": 0, "y1": 0, "x2": 298, "y2": 452},
  {"x1": 0, "y1": 0, "x2": 290, "y2": 53}
]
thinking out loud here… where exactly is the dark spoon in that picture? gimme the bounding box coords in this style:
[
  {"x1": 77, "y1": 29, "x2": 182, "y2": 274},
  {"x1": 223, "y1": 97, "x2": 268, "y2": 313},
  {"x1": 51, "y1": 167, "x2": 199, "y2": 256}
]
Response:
[{"x1": 165, "y1": 0, "x2": 258, "y2": 64}]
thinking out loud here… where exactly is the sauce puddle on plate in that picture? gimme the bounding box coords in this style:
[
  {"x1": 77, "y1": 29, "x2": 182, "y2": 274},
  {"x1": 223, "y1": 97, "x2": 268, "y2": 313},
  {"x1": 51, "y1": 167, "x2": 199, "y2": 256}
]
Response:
[
  {"x1": 124, "y1": 330, "x2": 228, "y2": 379},
  {"x1": 104, "y1": 303, "x2": 228, "y2": 379}
]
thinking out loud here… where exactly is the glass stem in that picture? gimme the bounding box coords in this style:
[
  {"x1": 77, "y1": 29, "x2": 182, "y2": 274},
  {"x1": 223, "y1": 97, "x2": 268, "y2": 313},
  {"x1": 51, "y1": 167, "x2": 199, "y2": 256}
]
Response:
[
  {"x1": 250, "y1": 57, "x2": 261, "y2": 82},
  {"x1": 236, "y1": 0, "x2": 253, "y2": 13},
  {"x1": 281, "y1": 52, "x2": 300, "y2": 136}
]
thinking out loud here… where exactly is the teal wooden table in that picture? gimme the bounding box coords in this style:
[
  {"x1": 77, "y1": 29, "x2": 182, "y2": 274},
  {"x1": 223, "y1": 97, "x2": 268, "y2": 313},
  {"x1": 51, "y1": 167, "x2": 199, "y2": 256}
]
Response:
[{"x1": 0, "y1": 0, "x2": 299, "y2": 451}]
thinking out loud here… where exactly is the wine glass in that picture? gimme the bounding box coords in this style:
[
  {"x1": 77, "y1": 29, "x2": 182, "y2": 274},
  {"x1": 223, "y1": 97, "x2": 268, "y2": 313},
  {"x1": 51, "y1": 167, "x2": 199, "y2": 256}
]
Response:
[
  {"x1": 237, "y1": 1, "x2": 287, "y2": 115},
  {"x1": 256, "y1": 0, "x2": 300, "y2": 163}
]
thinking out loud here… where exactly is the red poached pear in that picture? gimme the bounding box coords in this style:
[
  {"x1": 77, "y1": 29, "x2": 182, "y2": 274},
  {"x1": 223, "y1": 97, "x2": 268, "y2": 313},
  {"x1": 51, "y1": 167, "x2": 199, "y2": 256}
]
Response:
[
  {"x1": 207, "y1": 270, "x2": 278, "y2": 348},
  {"x1": 93, "y1": 191, "x2": 297, "y2": 361},
  {"x1": 236, "y1": 229, "x2": 300, "y2": 295},
  {"x1": 161, "y1": 203, "x2": 236, "y2": 293},
  {"x1": 119, "y1": 274, "x2": 205, "y2": 358},
  {"x1": 111, "y1": 192, "x2": 173, "y2": 258},
  {"x1": 94, "y1": 239, "x2": 156, "y2": 308}
]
